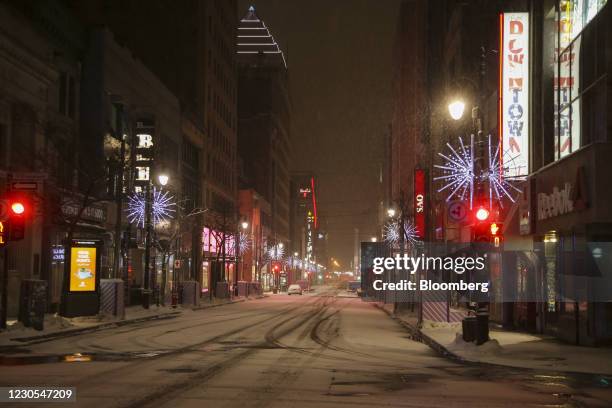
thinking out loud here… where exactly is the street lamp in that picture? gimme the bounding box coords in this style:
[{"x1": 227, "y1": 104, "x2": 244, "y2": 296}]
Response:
[
  {"x1": 387, "y1": 208, "x2": 396, "y2": 218},
  {"x1": 241, "y1": 221, "x2": 249, "y2": 230},
  {"x1": 158, "y1": 173, "x2": 169, "y2": 186},
  {"x1": 370, "y1": 237, "x2": 377, "y2": 242},
  {"x1": 143, "y1": 173, "x2": 170, "y2": 309},
  {"x1": 448, "y1": 100, "x2": 466, "y2": 121}
]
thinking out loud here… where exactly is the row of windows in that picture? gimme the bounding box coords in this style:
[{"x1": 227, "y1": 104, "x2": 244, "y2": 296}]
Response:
[
  {"x1": 209, "y1": 88, "x2": 236, "y2": 131},
  {"x1": 209, "y1": 51, "x2": 237, "y2": 105},
  {"x1": 551, "y1": 0, "x2": 608, "y2": 160},
  {"x1": 208, "y1": 120, "x2": 234, "y2": 160}
]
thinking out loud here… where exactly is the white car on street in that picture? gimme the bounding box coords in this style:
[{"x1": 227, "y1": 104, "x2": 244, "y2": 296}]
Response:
[{"x1": 288, "y1": 284, "x2": 303, "y2": 295}]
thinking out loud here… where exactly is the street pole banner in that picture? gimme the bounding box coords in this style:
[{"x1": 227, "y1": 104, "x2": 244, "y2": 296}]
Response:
[
  {"x1": 500, "y1": 12, "x2": 530, "y2": 178},
  {"x1": 414, "y1": 169, "x2": 426, "y2": 239}
]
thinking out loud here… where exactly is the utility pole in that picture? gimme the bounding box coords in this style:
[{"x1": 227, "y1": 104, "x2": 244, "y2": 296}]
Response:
[
  {"x1": 142, "y1": 182, "x2": 152, "y2": 309},
  {"x1": 113, "y1": 104, "x2": 125, "y2": 280}
]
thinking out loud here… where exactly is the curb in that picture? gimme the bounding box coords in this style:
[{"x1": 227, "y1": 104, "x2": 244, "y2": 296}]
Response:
[
  {"x1": 374, "y1": 303, "x2": 465, "y2": 362},
  {"x1": 1, "y1": 311, "x2": 182, "y2": 349},
  {"x1": 4, "y1": 296, "x2": 270, "y2": 346}
]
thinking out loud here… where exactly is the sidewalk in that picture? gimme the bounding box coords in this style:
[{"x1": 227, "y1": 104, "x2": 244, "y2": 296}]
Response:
[
  {"x1": 0, "y1": 295, "x2": 265, "y2": 348},
  {"x1": 377, "y1": 303, "x2": 612, "y2": 376}
]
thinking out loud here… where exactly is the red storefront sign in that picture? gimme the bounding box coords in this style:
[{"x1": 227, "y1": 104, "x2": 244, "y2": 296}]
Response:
[{"x1": 414, "y1": 169, "x2": 426, "y2": 239}]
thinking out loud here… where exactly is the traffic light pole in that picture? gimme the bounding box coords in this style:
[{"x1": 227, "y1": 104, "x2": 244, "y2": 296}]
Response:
[
  {"x1": 0, "y1": 245, "x2": 7, "y2": 330},
  {"x1": 0, "y1": 174, "x2": 11, "y2": 329}
]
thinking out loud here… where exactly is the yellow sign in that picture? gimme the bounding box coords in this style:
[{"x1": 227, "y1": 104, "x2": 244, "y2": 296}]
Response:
[
  {"x1": 0, "y1": 221, "x2": 5, "y2": 246},
  {"x1": 70, "y1": 247, "x2": 96, "y2": 291}
]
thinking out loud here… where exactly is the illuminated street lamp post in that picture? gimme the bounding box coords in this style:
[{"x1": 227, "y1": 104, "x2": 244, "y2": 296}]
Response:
[
  {"x1": 142, "y1": 173, "x2": 169, "y2": 309},
  {"x1": 236, "y1": 220, "x2": 249, "y2": 296}
]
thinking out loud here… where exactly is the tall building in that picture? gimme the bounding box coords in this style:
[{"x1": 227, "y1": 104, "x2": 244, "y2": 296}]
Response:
[
  {"x1": 289, "y1": 173, "x2": 320, "y2": 283},
  {"x1": 237, "y1": 6, "x2": 291, "y2": 249},
  {"x1": 69, "y1": 0, "x2": 239, "y2": 294}
]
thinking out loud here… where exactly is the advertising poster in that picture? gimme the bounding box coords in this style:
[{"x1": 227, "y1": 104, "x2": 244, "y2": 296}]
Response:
[{"x1": 69, "y1": 247, "x2": 97, "y2": 292}]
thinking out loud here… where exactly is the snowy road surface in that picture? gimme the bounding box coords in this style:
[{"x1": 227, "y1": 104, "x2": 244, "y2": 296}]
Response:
[{"x1": 0, "y1": 288, "x2": 611, "y2": 407}]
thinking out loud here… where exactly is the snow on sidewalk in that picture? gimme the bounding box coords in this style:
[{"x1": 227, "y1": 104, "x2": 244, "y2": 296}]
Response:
[
  {"x1": 0, "y1": 304, "x2": 183, "y2": 346},
  {"x1": 420, "y1": 320, "x2": 612, "y2": 375}
]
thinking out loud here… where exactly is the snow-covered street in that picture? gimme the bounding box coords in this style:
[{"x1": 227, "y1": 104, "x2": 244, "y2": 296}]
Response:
[{"x1": 0, "y1": 289, "x2": 611, "y2": 407}]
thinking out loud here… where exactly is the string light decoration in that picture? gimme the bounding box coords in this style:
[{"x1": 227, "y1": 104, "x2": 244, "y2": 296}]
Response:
[
  {"x1": 126, "y1": 188, "x2": 176, "y2": 228},
  {"x1": 383, "y1": 220, "x2": 418, "y2": 248},
  {"x1": 434, "y1": 135, "x2": 476, "y2": 209},
  {"x1": 434, "y1": 134, "x2": 520, "y2": 209}
]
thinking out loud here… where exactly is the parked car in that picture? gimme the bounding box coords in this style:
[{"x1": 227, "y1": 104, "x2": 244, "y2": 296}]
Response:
[{"x1": 288, "y1": 284, "x2": 303, "y2": 295}]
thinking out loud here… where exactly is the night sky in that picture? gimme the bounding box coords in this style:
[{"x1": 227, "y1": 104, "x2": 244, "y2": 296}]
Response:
[{"x1": 238, "y1": 0, "x2": 400, "y2": 267}]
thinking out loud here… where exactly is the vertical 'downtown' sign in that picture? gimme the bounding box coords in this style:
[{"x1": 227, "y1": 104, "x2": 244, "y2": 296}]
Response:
[
  {"x1": 414, "y1": 169, "x2": 426, "y2": 240},
  {"x1": 501, "y1": 12, "x2": 529, "y2": 178}
]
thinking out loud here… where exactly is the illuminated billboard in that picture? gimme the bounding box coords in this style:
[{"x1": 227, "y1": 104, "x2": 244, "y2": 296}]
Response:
[
  {"x1": 500, "y1": 12, "x2": 529, "y2": 178},
  {"x1": 69, "y1": 246, "x2": 97, "y2": 292}
]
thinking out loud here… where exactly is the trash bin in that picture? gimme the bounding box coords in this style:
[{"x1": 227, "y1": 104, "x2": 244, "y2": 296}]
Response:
[
  {"x1": 19, "y1": 280, "x2": 47, "y2": 331},
  {"x1": 462, "y1": 316, "x2": 477, "y2": 342},
  {"x1": 272, "y1": 287, "x2": 278, "y2": 294},
  {"x1": 476, "y1": 309, "x2": 489, "y2": 345}
]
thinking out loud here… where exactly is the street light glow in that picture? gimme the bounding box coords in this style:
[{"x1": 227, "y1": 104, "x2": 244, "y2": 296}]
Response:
[
  {"x1": 241, "y1": 221, "x2": 249, "y2": 229},
  {"x1": 158, "y1": 174, "x2": 169, "y2": 186},
  {"x1": 387, "y1": 208, "x2": 396, "y2": 218},
  {"x1": 370, "y1": 237, "x2": 377, "y2": 242},
  {"x1": 448, "y1": 100, "x2": 465, "y2": 120}
]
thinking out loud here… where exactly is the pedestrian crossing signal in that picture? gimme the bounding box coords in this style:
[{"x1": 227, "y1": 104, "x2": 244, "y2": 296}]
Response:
[{"x1": 0, "y1": 221, "x2": 6, "y2": 247}]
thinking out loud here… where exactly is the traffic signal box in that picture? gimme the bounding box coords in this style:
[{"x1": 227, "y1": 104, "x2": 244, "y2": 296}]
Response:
[
  {"x1": 471, "y1": 205, "x2": 503, "y2": 248},
  {"x1": 6, "y1": 195, "x2": 29, "y2": 241}
]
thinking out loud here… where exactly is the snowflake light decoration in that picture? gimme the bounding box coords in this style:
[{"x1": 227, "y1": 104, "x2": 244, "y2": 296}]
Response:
[
  {"x1": 434, "y1": 135, "x2": 475, "y2": 209},
  {"x1": 434, "y1": 134, "x2": 520, "y2": 209},
  {"x1": 267, "y1": 244, "x2": 285, "y2": 261},
  {"x1": 384, "y1": 220, "x2": 418, "y2": 248},
  {"x1": 126, "y1": 187, "x2": 176, "y2": 228},
  {"x1": 238, "y1": 232, "x2": 252, "y2": 254}
]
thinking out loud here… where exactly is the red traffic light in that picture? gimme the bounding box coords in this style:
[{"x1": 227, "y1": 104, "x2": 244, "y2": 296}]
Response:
[
  {"x1": 475, "y1": 206, "x2": 490, "y2": 222},
  {"x1": 11, "y1": 202, "x2": 25, "y2": 215}
]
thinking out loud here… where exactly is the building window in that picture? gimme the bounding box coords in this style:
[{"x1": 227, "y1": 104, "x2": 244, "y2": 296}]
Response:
[{"x1": 554, "y1": 0, "x2": 608, "y2": 159}]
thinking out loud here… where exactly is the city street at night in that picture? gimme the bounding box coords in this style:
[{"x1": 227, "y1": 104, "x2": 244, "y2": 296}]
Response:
[
  {"x1": 2, "y1": 0, "x2": 612, "y2": 406},
  {"x1": 1, "y1": 289, "x2": 611, "y2": 407}
]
